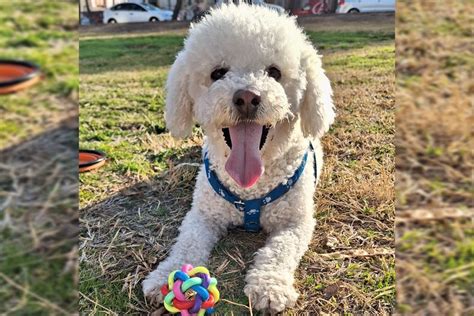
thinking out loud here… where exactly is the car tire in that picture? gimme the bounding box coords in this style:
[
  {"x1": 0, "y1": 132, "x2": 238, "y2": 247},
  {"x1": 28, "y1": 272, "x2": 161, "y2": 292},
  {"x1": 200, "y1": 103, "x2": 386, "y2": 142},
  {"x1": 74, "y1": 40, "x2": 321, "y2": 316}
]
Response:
[
  {"x1": 348, "y1": 8, "x2": 360, "y2": 13},
  {"x1": 108, "y1": 18, "x2": 117, "y2": 23},
  {"x1": 149, "y1": 17, "x2": 159, "y2": 22}
]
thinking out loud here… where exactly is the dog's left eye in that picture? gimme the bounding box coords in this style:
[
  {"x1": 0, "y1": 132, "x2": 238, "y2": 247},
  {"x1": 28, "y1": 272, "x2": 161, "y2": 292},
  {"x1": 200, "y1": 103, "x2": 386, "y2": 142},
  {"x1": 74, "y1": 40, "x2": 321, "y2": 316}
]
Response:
[
  {"x1": 211, "y1": 68, "x2": 228, "y2": 81},
  {"x1": 266, "y1": 66, "x2": 281, "y2": 81}
]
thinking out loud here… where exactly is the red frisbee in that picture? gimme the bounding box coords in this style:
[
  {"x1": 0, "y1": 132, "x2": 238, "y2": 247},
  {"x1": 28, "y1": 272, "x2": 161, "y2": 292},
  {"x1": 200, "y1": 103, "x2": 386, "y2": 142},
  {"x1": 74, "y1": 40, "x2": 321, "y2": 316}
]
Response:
[
  {"x1": 0, "y1": 60, "x2": 41, "y2": 94},
  {"x1": 79, "y1": 149, "x2": 106, "y2": 173}
]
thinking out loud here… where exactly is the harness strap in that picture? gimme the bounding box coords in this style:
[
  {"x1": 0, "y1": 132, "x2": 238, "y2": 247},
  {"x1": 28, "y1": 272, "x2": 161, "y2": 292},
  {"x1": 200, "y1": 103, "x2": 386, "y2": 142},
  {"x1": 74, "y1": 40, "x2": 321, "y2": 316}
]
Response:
[{"x1": 204, "y1": 143, "x2": 317, "y2": 232}]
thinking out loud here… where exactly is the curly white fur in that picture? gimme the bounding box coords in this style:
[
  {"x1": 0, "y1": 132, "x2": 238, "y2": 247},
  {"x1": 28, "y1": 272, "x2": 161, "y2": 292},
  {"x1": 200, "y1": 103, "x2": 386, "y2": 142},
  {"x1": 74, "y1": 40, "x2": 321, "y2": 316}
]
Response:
[{"x1": 143, "y1": 4, "x2": 335, "y2": 313}]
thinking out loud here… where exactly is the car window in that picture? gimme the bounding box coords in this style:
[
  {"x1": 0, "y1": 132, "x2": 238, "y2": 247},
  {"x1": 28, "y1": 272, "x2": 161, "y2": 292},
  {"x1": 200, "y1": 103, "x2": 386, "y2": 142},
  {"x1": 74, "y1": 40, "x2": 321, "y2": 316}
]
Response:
[
  {"x1": 130, "y1": 4, "x2": 146, "y2": 11},
  {"x1": 121, "y1": 3, "x2": 136, "y2": 11},
  {"x1": 112, "y1": 4, "x2": 123, "y2": 11},
  {"x1": 119, "y1": 3, "x2": 131, "y2": 10},
  {"x1": 141, "y1": 3, "x2": 158, "y2": 11}
]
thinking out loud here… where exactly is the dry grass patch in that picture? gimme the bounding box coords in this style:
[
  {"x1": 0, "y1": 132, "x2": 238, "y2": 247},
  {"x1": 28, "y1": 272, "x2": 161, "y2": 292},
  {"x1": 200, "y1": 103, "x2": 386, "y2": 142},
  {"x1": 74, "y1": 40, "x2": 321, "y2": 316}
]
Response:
[{"x1": 396, "y1": 0, "x2": 473, "y2": 314}]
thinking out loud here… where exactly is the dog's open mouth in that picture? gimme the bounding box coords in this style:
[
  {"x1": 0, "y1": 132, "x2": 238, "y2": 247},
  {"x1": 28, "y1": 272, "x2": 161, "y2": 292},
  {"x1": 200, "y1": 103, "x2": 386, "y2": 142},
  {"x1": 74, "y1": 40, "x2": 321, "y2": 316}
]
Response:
[
  {"x1": 222, "y1": 125, "x2": 270, "y2": 150},
  {"x1": 222, "y1": 124, "x2": 270, "y2": 188}
]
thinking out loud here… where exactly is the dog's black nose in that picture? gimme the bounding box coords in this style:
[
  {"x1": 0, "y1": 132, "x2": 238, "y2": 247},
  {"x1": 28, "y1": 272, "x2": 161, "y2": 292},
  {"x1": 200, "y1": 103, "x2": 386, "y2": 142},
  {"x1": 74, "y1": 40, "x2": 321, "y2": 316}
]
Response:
[{"x1": 233, "y1": 89, "x2": 261, "y2": 118}]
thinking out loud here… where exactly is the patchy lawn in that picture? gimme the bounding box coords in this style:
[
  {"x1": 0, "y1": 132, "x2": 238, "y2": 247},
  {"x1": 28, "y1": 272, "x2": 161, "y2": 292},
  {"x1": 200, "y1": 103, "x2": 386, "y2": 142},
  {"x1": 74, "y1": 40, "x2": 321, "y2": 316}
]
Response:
[
  {"x1": 79, "y1": 24, "x2": 395, "y2": 314},
  {"x1": 0, "y1": 0, "x2": 78, "y2": 314},
  {"x1": 0, "y1": 1, "x2": 78, "y2": 148},
  {"x1": 396, "y1": 0, "x2": 473, "y2": 314}
]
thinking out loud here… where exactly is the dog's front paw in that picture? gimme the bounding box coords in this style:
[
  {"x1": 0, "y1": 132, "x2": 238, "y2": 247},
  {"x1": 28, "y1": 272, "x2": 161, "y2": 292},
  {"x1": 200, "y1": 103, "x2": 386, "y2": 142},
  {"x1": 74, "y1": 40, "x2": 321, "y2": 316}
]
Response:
[
  {"x1": 244, "y1": 269, "x2": 299, "y2": 313},
  {"x1": 142, "y1": 270, "x2": 167, "y2": 304}
]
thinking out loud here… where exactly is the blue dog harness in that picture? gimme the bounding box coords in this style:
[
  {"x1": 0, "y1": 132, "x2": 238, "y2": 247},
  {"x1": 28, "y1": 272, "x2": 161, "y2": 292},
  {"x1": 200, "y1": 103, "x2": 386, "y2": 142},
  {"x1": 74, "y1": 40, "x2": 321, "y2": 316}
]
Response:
[{"x1": 204, "y1": 143, "x2": 317, "y2": 232}]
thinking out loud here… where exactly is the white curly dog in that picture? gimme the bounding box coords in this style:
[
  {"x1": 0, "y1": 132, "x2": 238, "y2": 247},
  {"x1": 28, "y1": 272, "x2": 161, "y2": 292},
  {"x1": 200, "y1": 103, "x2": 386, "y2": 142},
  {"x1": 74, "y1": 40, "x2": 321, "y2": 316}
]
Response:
[{"x1": 143, "y1": 4, "x2": 335, "y2": 313}]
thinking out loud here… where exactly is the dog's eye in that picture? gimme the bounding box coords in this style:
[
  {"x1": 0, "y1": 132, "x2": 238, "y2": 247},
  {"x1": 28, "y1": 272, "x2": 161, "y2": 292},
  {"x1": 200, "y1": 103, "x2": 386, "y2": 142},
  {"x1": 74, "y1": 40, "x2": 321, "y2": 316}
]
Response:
[
  {"x1": 266, "y1": 66, "x2": 281, "y2": 81},
  {"x1": 210, "y1": 68, "x2": 228, "y2": 81}
]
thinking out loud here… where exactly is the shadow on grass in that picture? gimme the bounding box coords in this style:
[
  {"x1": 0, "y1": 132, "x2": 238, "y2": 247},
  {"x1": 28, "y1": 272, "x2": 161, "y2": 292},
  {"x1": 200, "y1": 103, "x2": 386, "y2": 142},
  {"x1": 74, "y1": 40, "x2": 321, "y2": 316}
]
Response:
[
  {"x1": 0, "y1": 117, "x2": 78, "y2": 314},
  {"x1": 79, "y1": 144, "x2": 267, "y2": 314}
]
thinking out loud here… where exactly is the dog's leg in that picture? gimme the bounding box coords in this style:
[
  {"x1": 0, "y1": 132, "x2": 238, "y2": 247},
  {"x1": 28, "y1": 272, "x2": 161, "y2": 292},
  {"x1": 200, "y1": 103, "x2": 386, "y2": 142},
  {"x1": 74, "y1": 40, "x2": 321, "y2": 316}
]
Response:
[
  {"x1": 142, "y1": 208, "x2": 223, "y2": 302},
  {"x1": 244, "y1": 217, "x2": 315, "y2": 312}
]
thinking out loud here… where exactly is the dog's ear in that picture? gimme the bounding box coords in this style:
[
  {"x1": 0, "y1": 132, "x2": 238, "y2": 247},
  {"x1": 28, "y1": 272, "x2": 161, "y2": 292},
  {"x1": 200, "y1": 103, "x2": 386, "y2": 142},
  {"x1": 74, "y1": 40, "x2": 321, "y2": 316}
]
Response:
[
  {"x1": 165, "y1": 51, "x2": 194, "y2": 138},
  {"x1": 299, "y1": 42, "x2": 335, "y2": 139}
]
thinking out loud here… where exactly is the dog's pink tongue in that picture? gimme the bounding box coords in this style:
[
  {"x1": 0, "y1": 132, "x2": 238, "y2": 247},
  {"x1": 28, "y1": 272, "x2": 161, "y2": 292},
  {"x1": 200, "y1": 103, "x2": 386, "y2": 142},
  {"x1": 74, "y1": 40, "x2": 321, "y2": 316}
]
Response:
[{"x1": 225, "y1": 122, "x2": 264, "y2": 188}]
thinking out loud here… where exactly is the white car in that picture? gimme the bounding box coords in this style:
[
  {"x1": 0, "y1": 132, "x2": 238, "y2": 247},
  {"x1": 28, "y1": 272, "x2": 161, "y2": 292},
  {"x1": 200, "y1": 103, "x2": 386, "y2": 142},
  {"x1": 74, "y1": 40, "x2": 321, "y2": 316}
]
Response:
[
  {"x1": 252, "y1": 0, "x2": 286, "y2": 14},
  {"x1": 336, "y1": 0, "x2": 395, "y2": 13},
  {"x1": 103, "y1": 3, "x2": 173, "y2": 24}
]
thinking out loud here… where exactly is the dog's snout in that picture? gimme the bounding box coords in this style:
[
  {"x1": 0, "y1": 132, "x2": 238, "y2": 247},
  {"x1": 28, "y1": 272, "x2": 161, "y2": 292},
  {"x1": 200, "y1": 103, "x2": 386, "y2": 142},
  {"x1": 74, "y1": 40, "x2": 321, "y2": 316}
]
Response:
[{"x1": 233, "y1": 89, "x2": 261, "y2": 118}]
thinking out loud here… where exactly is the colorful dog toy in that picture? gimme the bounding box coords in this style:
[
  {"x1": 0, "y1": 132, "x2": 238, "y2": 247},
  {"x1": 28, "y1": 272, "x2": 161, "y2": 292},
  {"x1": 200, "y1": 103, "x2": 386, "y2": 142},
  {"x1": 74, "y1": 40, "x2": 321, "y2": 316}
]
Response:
[{"x1": 160, "y1": 264, "x2": 220, "y2": 315}]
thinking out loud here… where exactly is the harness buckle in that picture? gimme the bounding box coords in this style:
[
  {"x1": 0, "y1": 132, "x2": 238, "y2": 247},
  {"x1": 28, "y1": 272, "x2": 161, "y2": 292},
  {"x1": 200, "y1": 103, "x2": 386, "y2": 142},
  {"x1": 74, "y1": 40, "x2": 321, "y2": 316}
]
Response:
[{"x1": 233, "y1": 200, "x2": 246, "y2": 211}]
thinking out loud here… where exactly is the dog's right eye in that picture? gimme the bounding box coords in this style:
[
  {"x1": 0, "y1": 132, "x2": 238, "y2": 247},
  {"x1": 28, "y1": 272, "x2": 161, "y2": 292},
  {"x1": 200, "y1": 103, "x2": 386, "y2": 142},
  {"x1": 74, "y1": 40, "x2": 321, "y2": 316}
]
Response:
[{"x1": 211, "y1": 68, "x2": 228, "y2": 81}]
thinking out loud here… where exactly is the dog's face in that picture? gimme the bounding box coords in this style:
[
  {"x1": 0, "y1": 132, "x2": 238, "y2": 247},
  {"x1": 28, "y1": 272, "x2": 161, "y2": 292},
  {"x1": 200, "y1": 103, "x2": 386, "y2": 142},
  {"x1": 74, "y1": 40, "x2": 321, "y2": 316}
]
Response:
[{"x1": 165, "y1": 4, "x2": 334, "y2": 188}]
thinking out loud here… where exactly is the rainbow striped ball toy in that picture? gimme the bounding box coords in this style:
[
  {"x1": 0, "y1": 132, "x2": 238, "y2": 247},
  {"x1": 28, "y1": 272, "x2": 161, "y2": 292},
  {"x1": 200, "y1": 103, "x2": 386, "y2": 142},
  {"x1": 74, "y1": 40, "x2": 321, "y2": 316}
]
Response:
[{"x1": 160, "y1": 264, "x2": 220, "y2": 315}]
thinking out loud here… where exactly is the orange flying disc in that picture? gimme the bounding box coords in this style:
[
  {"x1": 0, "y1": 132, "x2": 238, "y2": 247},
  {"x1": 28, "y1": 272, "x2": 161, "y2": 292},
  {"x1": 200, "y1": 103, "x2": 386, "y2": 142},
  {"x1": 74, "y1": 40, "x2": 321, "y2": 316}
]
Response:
[
  {"x1": 0, "y1": 60, "x2": 41, "y2": 94},
  {"x1": 79, "y1": 149, "x2": 106, "y2": 173}
]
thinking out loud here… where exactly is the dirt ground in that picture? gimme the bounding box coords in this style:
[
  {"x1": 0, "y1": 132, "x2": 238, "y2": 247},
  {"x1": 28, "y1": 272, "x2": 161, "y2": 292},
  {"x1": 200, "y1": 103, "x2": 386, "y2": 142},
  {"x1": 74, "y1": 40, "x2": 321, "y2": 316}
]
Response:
[{"x1": 79, "y1": 11, "x2": 395, "y2": 315}]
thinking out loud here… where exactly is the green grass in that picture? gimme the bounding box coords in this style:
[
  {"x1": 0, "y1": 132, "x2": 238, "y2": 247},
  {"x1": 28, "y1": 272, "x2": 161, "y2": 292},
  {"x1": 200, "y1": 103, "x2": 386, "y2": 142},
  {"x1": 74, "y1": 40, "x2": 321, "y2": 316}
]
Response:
[
  {"x1": 80, "y1": 35, "x2": 184, "y2": 73},
  {"x1": 398, "y1": 224, "x2": 474, "y2": 293},
  {"x1": 306, "y1": 30, "x2": 394, "y2": 51},
  {"x1": 79, "y1": 27, "x2": 395, "y2": 314},
  {"x1": 1, "y1": 239, "x2": 76, "y2": 314},
  {"x1": 326, "y1": 46, "x2": 395, "y2": 71},
  {"x1": 80, "y1": 269, "x2": 133, "y2": 312}
]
